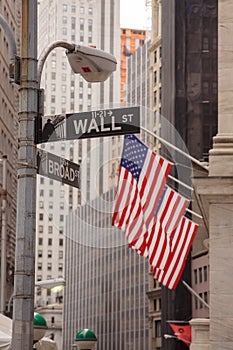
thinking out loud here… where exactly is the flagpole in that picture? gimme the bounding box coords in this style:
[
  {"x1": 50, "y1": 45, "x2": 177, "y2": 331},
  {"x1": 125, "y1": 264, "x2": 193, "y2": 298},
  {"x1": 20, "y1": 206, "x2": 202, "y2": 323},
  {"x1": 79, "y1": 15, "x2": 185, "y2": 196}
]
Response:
[
  {"x1": 140, "y1": 126, "x2": 209, "y2": 171},
  {"x1": 182, "y1": 280, "x2": 209, "y2": 309}
]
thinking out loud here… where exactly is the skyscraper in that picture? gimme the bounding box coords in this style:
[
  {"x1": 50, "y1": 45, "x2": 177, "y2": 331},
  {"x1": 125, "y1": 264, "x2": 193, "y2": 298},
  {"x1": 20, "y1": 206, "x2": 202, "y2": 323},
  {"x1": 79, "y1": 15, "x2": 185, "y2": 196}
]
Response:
[{"x1": 36, "y1": 0, "x2": 120, "y2": 313}]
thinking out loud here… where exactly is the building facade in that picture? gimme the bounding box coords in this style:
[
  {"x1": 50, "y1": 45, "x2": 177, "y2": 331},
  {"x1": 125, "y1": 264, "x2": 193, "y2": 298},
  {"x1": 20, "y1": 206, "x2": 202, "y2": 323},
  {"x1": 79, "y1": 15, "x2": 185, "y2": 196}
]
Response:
[
  {"x1": 64, "y1": 189, "x2": 150, "y2": 350},
  {"x1": 160, "y1": 1, "x2": 216, "y2": 348},
  {"x1": 0, "y1": 1, "x2": 20, "y2": 314},
  {"x1": 36, "y1": 0, "x2": 121, "y2": 330}
]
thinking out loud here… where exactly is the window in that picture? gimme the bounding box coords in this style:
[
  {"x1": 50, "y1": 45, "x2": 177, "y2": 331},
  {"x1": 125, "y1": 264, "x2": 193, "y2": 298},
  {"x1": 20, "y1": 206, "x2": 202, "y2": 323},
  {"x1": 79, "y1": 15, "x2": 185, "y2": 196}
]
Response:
[
  {"x1": 47, "y1": 263, "x2": 52, "y2": 271},
  {"x1": 202, "y1": 37, "x2": 209, "y2": 51},
  {"x1": 51, "y1": 72, "x2": 56, "y2": 80},
  {"x1": 71, "y1": 5, "x2": 76, "y2": 12},
  {"x1": 49, "y1": 202, "x2": 53, "y2": 209},
  {"x1": 48, "y1": 238, "x2": 52, "y2": 246},
  {"x1": 59, "y1": 227, "x2": 63, "y2": 234},
  {"x1": 40, "y1": 178, "x2": 44, "y2": 185},
  {"x1": 199, "y1": 267, "x2": 203, "y2": 283},
  {"x1": 40, "y1": 189, "x2": 44, "y2": 196},
  {"x1": 155, "y1": 320, "x2": 161, "y2": 338},
  {"x1": 38, "y1": 263, "x2": 42, "y2": 270},
  {"x1": 59, "y1": 251, "x2": 63, "y2": 259},
  {"x1": 199, "y1": 293, "x2": 203, "y2": 308},
  {"x1": 88, "y1": 7, "x2": 93, "y2": 15},
  {"x1": 80, "y1": 6, "x2": 84, "y2": 14},
  {"x1": 39, "y1": 225, "x2": 43, "y2": 233},
  {"x1": 202, "y1": 81, "x2": 209, "y2": 95},
  {"x1": 62, "y1": 16, "x2": 67, "y2": 24},
  {"x1": 39, "y1": 201, "x2": 44, "y2": 209},
  {"x1": 48, "y1": 250, "x2": 52, "y2": 258},
  {"x1": 39, "y1": 213, "x2": 43, "y2": 221},
  {"x1": 38, "y1": 237, "x2": 43, "y2": 245},
  {"x1": 60, "y1": 202, "x2": 64, "y2": 210},
  {"x1": 49, "y1": 213, "x2": 53, "y2": 221},
  {"x1": 194, "y1": 269, "x2": 198, "y2": 284},
  {"x1": 51, "y1": 60, "x2": 56, "y2": 68},
  {"x1": 63, "y1": 4, "x2": 67, "y2": 12},
  {"x1": 48, "y1": 226, "x2": 53, "y2": 234},
  {"x1": 204, "y1": 265, "x2": 208, "y2": 281},
  {"x1": 204, "y1": 291, "x2": 208, "y2": 305},
  {"x1": 49, "y1": 190, "x2": 53, "y2": 197},
  {"x1": 58, "y1": 263, "x2": 63, "y2": 271},
  {"x1": 59, "y1": 239, "x2": 63, "y2": 246},
  {"x1": 62, "y1": 27, "x2": 67, "y2": 35},
  {"x1": 38, "y1": 250, "x2": 42, "y2": 258}
]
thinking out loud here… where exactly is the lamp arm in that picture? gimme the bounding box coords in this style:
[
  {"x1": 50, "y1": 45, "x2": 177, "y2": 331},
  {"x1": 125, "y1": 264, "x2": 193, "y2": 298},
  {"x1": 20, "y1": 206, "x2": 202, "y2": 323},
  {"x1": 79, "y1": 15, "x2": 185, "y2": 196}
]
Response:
[{"x1": 38, "y1": 41, "x2": 75, "y2": 85}]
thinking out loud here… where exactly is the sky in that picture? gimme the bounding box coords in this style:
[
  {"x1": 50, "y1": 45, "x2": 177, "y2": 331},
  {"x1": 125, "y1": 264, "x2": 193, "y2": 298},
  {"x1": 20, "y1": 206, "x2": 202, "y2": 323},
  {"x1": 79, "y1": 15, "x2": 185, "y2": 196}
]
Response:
[{"x1": 120, "y1": 0, "x2": 151, "y2": 29}]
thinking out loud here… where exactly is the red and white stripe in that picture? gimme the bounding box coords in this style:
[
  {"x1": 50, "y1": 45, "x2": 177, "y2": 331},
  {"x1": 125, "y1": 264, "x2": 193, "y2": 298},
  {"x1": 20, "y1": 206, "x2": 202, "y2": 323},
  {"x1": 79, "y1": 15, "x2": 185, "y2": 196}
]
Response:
[
  {"x1": 153, "y1": 216, "x2": 198, "y2": 290},
  {"x1": 112, "y1": 148, "x2": 172, "y2": 254}
]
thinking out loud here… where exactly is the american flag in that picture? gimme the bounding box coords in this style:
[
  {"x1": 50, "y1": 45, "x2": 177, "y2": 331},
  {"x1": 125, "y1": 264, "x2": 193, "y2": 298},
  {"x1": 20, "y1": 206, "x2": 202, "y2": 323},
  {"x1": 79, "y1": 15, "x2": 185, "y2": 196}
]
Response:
[
  {"x1": 147, "y1": 186, "x2": 190, "y2": 269},
  {"x1": 153, "y1": 216, "x2": 198, "y2": 290},
  {"x1": 112, "y1": 134, "x2": 173, "y2": 252}
]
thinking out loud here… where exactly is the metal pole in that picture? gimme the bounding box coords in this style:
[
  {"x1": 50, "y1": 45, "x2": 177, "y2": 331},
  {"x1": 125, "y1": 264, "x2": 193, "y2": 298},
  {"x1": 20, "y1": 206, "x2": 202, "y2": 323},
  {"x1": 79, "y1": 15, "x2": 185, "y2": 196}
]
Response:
[
  {"x1": 0, "y1": 156, "x2": 7, "y2": 314},
  {"x1": 12, "y1": 1, "x2": 38, "y2": 349}
]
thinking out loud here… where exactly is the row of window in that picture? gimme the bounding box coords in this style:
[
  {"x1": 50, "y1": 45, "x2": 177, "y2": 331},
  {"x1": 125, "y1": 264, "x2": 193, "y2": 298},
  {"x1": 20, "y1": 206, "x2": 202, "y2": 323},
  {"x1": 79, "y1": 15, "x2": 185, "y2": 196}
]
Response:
[
  {"x1": 38, "y1": 237, "x2": 63, "y2": 246},
  {"x1": 38, "y1": 250, "x2": 63, "y2": 259},
  {"x1": 193, "y1": 265, "x2": 208, "y2": 284},
  {"x1": 63, "y1": 4, "x2": 93, "y2": 15},
  {"x1": 38, "y1": 213, "x2": 64, "y2": 222},
  {"x1": 39, "y1": 189, "x2": 65, "y2": 197},
  {"x1": 194, "y1": 291, "x2": 208, "y2": 309},
  {"x1": 39, "y1": 201, "x2": 65, "y2": 210},
  {"x1": 38, "y1": 225, "x2": 64, "y2": 234},
  {"x1": 38, "y1": 262, "x2": 63, "y2": 271}
]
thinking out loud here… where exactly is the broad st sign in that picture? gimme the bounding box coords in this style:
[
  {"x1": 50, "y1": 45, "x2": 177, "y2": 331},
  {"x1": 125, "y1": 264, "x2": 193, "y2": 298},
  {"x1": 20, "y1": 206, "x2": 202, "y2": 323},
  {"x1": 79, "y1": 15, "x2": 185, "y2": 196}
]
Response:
[
  {"x1": 37, "y1": 149, "x2": 80, "y2": 188},
  {"x1": 65, "y1": 106, "x2": 140, "y2": 140}
]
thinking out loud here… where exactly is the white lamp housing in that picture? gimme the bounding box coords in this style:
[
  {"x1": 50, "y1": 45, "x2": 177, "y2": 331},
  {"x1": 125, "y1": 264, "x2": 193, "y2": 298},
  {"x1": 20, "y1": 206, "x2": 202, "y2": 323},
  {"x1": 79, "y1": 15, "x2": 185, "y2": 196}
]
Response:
[{"x1": 66, "y1": 45, "x2": 117, "y2": 82}]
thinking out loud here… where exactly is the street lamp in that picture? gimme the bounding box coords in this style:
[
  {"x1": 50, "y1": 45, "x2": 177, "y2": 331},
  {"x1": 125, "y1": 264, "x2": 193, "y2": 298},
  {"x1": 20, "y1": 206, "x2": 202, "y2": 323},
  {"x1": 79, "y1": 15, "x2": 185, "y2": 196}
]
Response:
[{"x1": 0, "y1": 4, "x2": 117, "y2": 350}]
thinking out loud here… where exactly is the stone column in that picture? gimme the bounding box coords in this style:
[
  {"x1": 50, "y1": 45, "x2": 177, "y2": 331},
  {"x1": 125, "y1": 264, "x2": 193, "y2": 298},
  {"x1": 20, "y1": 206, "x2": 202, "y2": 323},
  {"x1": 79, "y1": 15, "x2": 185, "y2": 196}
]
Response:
[
  {"x1": 194, "y1": 1, "x2": 233, "y2": 349},
  {"x1": 190, "y1": 318, "x2": 209, "y2": 350}
]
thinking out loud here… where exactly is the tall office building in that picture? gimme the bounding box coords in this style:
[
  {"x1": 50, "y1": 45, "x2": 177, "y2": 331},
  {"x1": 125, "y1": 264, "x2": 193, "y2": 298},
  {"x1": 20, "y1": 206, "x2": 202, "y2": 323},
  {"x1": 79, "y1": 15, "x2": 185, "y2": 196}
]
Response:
[
  {"x1": 120, "y1": 28, "x2": 146, "y2": 105},
  {"x1": 64, "y1": 189, "x2": 149, "y2": 350},
  {"x1": 160, "y1": 1, "x2": 217, "y2": 349},
  {"x1": 63, "y1": 35, "x2": 154, "y2": 350},
  {"x1": 36, "y1": 0, "x2": 120, "y2": 322},
  {"x1": 0, "y1": 1, "x2": 20, "y2": 313}
]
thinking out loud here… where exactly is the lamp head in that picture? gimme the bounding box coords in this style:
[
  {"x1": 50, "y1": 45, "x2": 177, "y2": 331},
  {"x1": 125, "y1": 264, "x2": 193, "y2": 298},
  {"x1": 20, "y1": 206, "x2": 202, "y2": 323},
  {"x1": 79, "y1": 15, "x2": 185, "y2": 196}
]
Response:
[{"x1": 66, "y1": 45, "x2": 117, "y2": 82}]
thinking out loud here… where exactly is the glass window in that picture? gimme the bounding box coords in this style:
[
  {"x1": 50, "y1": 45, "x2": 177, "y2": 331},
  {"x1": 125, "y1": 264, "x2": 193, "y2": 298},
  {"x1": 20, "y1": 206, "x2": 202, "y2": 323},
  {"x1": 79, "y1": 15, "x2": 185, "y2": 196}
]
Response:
[
  {"x1": 155, "y1": 320, "x2": 161, "y2": 338},
  {"x1": 71, "y1": 5, "x2": 76, "y2": 12},
  {"x1": 199, "y1": 267, "x2": 203, "y2": 283},
  {"x1": 204, "y1": 265, "x2": 208, "y2": 281},
  {"x1": 48, "y1": 250, "x2": 52, "y2": 258},
  {"x1": 80, "y1": 6, "x2": 84, "y2": 14},
  {"x1": 59, "y1": 239, "x2": 63, "y2": 246},
  {"x1": 48, "y1": 226, "x2": 53, "y2": 234},
  {"x1": 38, "y1": 250, "x2": 42, "y2": 258},
  {"x1": 48, "y1": 238, "x2": 52, "y2": 246},
  {"x1": 39, "y1": 213, "x2": 43, "y2": 221},
  {"x1": 47, "y1": 263, "x2": 52, "y2": 270},
  {"x1": 63, "y1": 4, "x2": 67, "y2": 12},
  {"x1": 38, "y1": 237, "x2": 43, "y2": 245},
  {"x1": 88, "y1": 7, "x2": 93, "y2": 15},
  {"x1": 194, "y1": 269, "x2": 198, "y2": 284}
]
